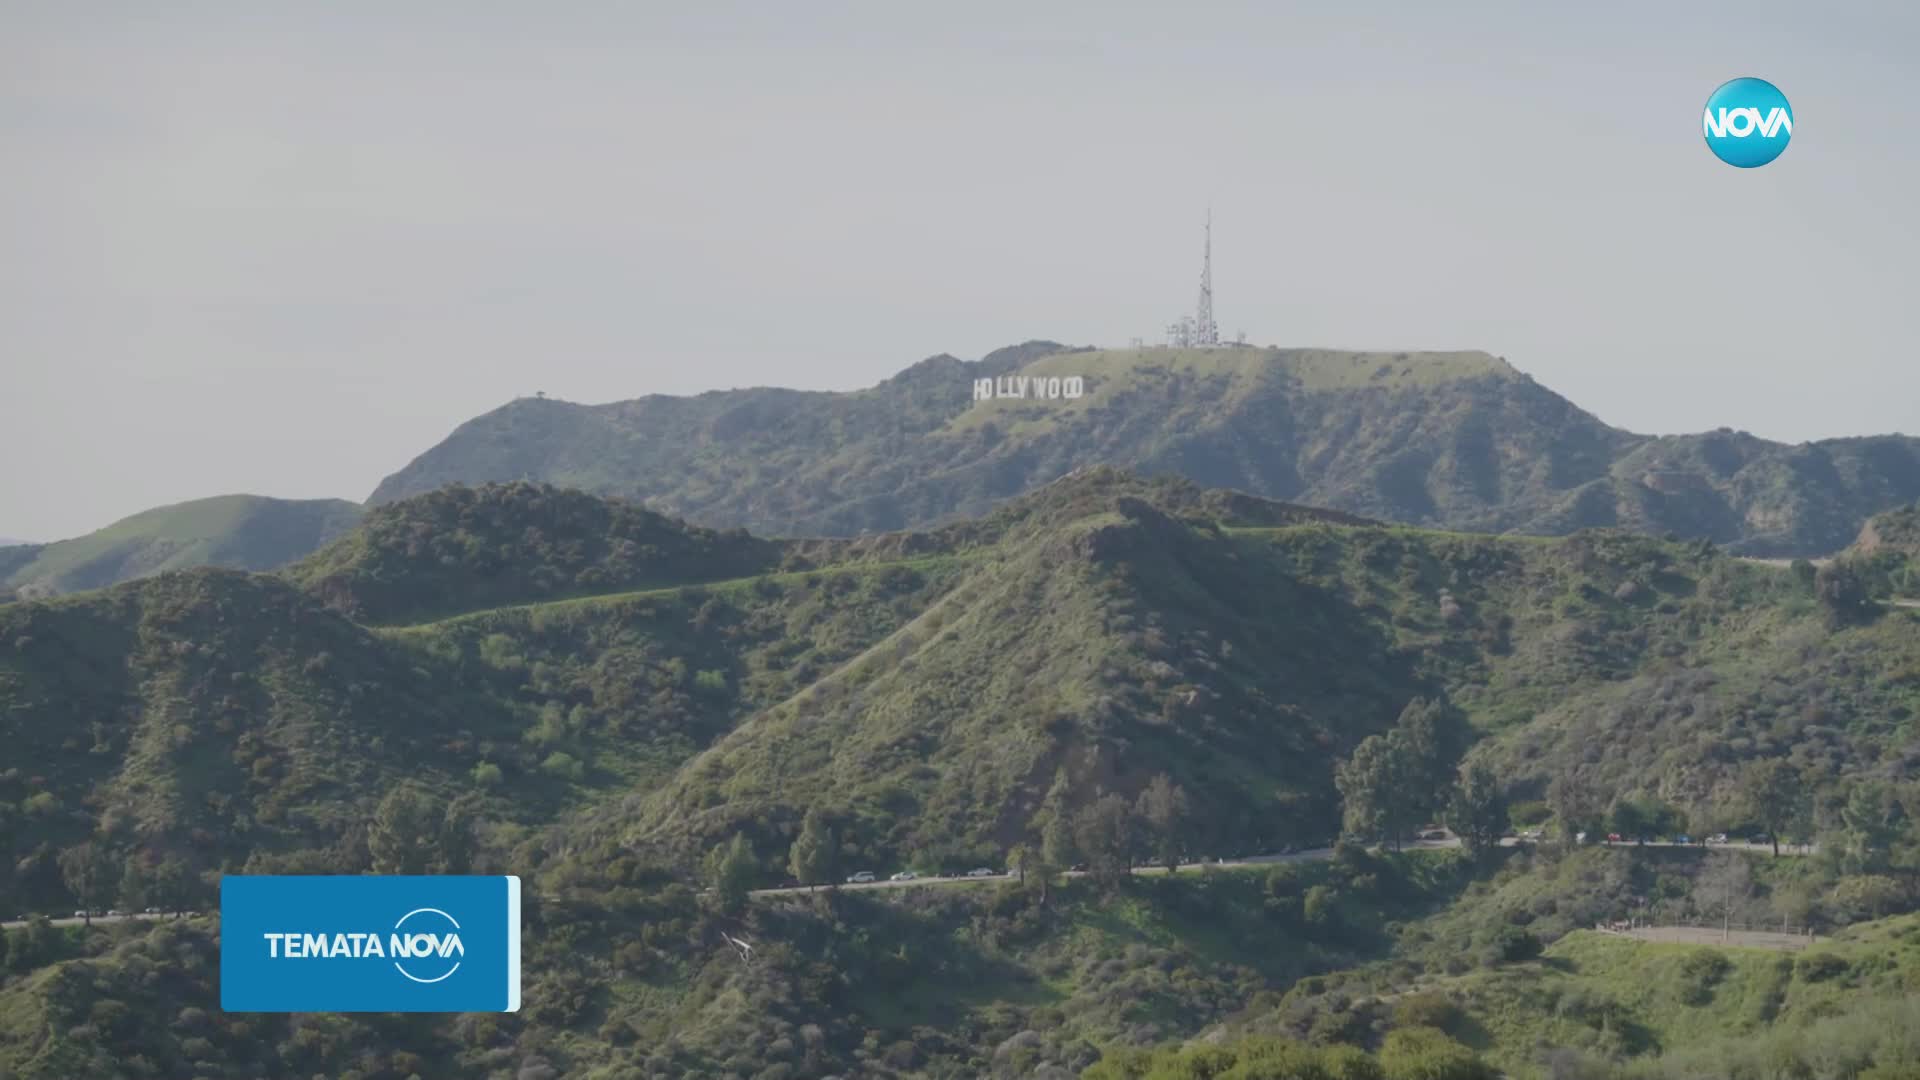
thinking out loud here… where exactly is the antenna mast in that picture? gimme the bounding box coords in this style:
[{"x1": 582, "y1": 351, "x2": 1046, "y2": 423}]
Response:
[{"x1": 1194, "y1": 208, "x2": 1219, "y2": 346}]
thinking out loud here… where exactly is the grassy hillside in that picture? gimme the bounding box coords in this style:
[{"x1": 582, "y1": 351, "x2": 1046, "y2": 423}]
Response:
[
  {"x1": 286, "y1": 481, "x2": 782, "y2": 624},
  {"x1": 9, "y1": 843, "x2": 1916, "y2": 1078},
  {"x1": 371, "y1": 342, "x2": 1920, "y2": 556},
  {"x1": 0, "y1": 495, "x2": 362, "y2": 598},
  {"x1": 9, "y1": 473, "x2": 1919, "y2": 898},
  {"x1": 6, "y1": 473, "x2": 1920, "y2": 1076},
  {"x1": 0, "y1": 849, "x2": 1486, "y2": 1079}
]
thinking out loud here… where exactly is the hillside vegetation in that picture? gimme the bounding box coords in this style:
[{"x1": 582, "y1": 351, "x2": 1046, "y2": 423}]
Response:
[
  {"x1": 0, "y1": 495, "x2": 362, "y2": 600},
  {"x1": 372, "y1": 342, "x2": 1920, "y2": 557},
  {"x1": 6, "y1": 473, "x2": 1920, "y2": 1076}
]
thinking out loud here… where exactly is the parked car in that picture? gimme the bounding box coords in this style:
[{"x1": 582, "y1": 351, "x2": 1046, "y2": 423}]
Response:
[
  {"x1": 1421, "y1": 830, "x2": 1447, "y2": 841},
  {"x1": 1070, "y1": 863, "x2": 1088, "y2": 873},
  {"x1": 1675, "y1": 835, "x2": 1692, "y2": 845},
  {"x1": 1707, "y1": 833, "x2": 1729, "y2": 844},
  {"x1": 73, "y1": 910, "x2": 88, "y2": 919},
  {"x1": 1606, "y1": 832, "x2": 1623, "y2": 843},
  {"x1": 106, "y1": 909, "x2": 123, "y2": 917},
  {"x1": 143, "y1": 907, "x2": 160, "y2": 914},
  {"x1": 889, "y1": 871, "x2": 918, "y2": 882},
  {"x1": 1575, "y1": 832, "x2": 1587, "y2": 844},
  {"x1": 966, "y1": 867, "x2": 997, "y2": 878},
  {"x1": 846, "y1": 871, "x2": 876, "y2": 884}
]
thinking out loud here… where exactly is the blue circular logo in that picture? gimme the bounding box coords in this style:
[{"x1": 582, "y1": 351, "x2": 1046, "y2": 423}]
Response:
[{"x1": 1703, "y1": 78, "x2": 1792, "y2": 168}]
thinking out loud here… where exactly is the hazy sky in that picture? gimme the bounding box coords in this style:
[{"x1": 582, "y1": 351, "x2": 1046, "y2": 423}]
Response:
[{"x1": 5, "y1": 2, "x2": 1916, "y2": 540}]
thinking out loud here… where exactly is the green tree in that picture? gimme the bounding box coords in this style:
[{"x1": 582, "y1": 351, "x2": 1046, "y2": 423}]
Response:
[
  {"x1": 1445, "y1": 763, "x2": 1507, "y2": 858},
  {"x1": 1547, "y1": 769, "x2": 1605, "y2": 847},
  {"x1": 1338, "y1": 734, "x2": 1411, "y2": 849},
  {"x1": 1040, "y1": 768, "x2": 1079, "y2": 869},
  {"x1": 1135, "y1": 774, "x2": 1191, "y2": 873},
  {"x1": 1743, "y1": 759, "x2": 1810, "y2": 857},
  {"x1": 118, "y1": 851, "x2": 154, "y2": 911},
  {"x1": 705, "y1": 834, "x2": 758, "y2": 911},
  {"x1": 368, "y1": 786, "x2": 444, "y2": 874},
  {"x1": 1814, "y1": 561, "x2": 1874, "y2": 626},
  {"x1": 58, "y1": 843, "x2": 115, "y2": 926},
  {"x1": 151, "y1": 858, "x2": 192, "y2": 916},
  {"x1": 1074, "y1": 793, "x2": 1137, "y2": 889},
  {"x1": 1609, "y1": 798, "x2": 1651, "y2": 845},
  {"x1": 1392, "y1": 696, "x2": 1461, "y2": 823},
  {"x1": 787, "y1": 809, "x2": 836, "y2": 891},
  {"x1": 438, "y1": 793, "x2": 481, "y2": 875},
  {"x1": 1303, "y1": 884, "x2": 1341, "y2": 931},
  {"x1": 1840, "y1": 781, "x2": 1900, "y2": 873}
]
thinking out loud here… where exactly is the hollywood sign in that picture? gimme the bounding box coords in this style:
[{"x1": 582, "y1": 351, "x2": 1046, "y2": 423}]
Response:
[{"x1": 972, "y1": 375, "x2": 1086, "y2": 402}]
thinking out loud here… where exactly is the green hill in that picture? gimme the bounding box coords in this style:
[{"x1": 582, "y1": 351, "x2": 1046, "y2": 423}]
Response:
[
  {"x1": 6, "y1": 472, "x2": 1920, "y2": 1077},
  {"x1": 370, "y1": 342, "x2": 1920, "y2": 556},
  {"x1": 0, "y1": 495, "x2": 362, "y2": 599},
  {"x1": 8, "y1": 471, "x2": 1918, "y2": 893}
]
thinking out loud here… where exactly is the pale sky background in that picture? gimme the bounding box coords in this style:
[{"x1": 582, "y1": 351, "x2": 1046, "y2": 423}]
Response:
[{"x1": 4, "y1": 2, "x2": 1916, "y2": 541}]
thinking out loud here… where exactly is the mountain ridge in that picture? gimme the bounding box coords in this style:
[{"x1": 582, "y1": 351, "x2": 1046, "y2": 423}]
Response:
[
  {"x1": 369, "y1": 341, "x2": 1919, "y2": 556},
  {"x1": 0, "y1": 494, "x2": 363, "y2": 600}
]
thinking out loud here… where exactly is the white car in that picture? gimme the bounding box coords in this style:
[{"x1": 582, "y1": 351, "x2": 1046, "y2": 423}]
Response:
[
  {"x1": 966, "y1": 867, "x2": 997, "y2": 878},
  {"x1": 889, "y1": 871, "x2": 918, "y2": 882},
  {"x1": 846, "y1": 871, "x2": 876, "y2": 884}
]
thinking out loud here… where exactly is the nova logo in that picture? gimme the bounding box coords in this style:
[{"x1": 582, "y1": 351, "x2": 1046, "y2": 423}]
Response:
[
  {"x1": 1702, "y1": 78, "x2": 1793, "y2": 168},
  {"x1": 391, "y1": 907, "x2": 465, "y2": 983},
  {"x1": 260, "y1": 907, "x2": 465, "y2": 983},
  {"x1": 224, "y1": 876, "x2": 517, "y2": 1012}
]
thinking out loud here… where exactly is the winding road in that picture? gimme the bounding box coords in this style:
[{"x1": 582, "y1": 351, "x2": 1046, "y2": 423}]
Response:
[{"x1": 749, "y1": 836, "x2": 1805, "y2": 898}]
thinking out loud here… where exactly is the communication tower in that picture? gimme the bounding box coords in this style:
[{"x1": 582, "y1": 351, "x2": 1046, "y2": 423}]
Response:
[
  {"x1": 1163, "y1": 210, "x2": 1223, "y2": 348},
  {"x1": 1193, "y1": 208, "x2": 1219, "y2": 346}
]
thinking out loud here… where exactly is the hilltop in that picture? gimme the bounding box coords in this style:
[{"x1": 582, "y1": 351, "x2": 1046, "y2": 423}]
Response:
[
  {"x1": 370, "y1": 342, "x2": 1920, "y2": 557},
  {"x1": 0, "y1": 495, "x2": 362, "y2": 600}
]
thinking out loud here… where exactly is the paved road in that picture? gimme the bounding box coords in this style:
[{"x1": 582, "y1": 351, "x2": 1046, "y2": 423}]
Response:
[
  {"x1": 750, "y1": 836, "x2": 1806, "y2": 897},
  {"x1": 0, "y1": 911, "x2": 197, "y2": 931},
  {"x1": 5, "y1": 840, "x2": 1807, "y2": 920},
  {"x1": 1613, "y1": 925, "x2": 1817, "y2": 952}
]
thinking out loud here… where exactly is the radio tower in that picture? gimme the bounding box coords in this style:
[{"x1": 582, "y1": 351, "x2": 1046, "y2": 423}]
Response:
[{"x1": 1194, "y1": 208, "x2": 1219, "y2": 346}]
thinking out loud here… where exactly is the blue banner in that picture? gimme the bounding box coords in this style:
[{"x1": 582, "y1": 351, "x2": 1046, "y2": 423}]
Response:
[{"x1": 221, "y1": 875, "x2": 520, "y2": 1012}]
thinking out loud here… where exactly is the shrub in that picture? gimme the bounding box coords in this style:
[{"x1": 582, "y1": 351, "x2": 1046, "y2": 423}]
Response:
[
  {"x1": 1377, "y1": 1027, "x2": 1495, "y2": 1080},
  {"x1": 1676, "y1": 949, "x2": 1732, "y2": 1005},
  {"x1": 1795, "y1": 952, "x2": 1849, "y2": 983},
  {"x1": 1391, "y1": 992, "x2": 1464, "y2": 1035},
  {"x1": 1491, "y1": 927, "x2": 1542, "y2": 964},
  {"x1": 1304, "y1": 886, "x2": 1341, "y2": 931}
]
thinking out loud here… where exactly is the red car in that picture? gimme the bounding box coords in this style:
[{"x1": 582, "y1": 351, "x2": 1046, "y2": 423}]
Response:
[{"x1": 1605, "y1": 833, "x2": 1622, "y2": 844}]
